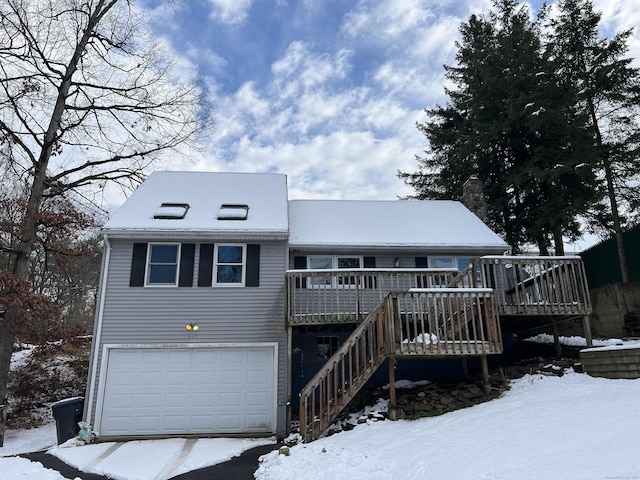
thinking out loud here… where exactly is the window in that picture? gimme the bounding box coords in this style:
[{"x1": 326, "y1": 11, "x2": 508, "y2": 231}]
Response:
[
  {"x1": 428, "y1": 256, "x2": 475, "y2": 286},
  {"x1": 307, "y1": 256, "x2": 362, "y2": 288},
  {"x1": 316, "y1": 336, "x2": 339, "y2": 360},
  {"x1": 153, "y1": 203, "x2": 189, "y2": 219},
  {"x1": 214, "y1": 244, "x2": 246, "y2": 285},
  {"x1": 217, "y1": 203, "x2": 249, "y2": 220},
  {"x1": 146, "y1": 243, "x2": 180, "y2": 285}
]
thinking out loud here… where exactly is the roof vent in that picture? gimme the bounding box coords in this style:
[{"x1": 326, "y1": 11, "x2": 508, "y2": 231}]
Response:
[
  {"x1": 154, "y1": 203, "x2": 190, "y2": 219},
  {"x1": 217, "y1": 203, "x2": 249, "y2": 220}
]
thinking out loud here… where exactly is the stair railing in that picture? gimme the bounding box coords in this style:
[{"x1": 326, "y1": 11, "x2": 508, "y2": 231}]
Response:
[{"x1": 298, "y1": 300, "x2": 393, "y2": 442}]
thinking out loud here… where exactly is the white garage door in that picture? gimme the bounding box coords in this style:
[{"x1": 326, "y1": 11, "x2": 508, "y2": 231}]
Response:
[{"x1": 98, "y1": 346, "x2": 276, "y2": 436}]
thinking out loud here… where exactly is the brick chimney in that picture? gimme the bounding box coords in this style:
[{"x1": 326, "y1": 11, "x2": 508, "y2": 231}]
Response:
[{"x1": 462, "y1": 174, "x2": 489, "y2": 223}]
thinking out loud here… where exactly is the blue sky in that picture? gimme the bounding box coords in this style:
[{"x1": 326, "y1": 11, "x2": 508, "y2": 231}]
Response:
[{"x1": 135, "y1": 0, "x2": 639, "y2": 206}]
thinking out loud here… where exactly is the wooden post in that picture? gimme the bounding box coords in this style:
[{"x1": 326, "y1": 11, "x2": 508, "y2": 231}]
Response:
[
  {"x1": 462, "y1": 357, "x2": 469, "y2": 377},
  {"x1": 387, "y1": 356, "x2": 403, "y2": 420},
  {"x1": 552, "y1": 319, "x2": 562, "y2": 358},
  {"x1": 583, "y1": 315, "x2": 593, "y2": 348},
  {"x1": 481, "y1": 355, "x2": 490, "y2": 394}
]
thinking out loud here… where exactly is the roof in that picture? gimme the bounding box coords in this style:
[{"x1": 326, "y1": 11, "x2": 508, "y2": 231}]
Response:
[
  {"x1": 102, "y1": 171, "x2": 289, "y2": 238},
  {"x1": 288, "y1": 200, "x2": 509, "y2": 252}
]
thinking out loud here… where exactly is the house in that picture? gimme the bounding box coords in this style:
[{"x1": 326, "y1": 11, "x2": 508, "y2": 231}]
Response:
[{"x1": 84, "y1": 171, "x2": 592, "y2": 441}]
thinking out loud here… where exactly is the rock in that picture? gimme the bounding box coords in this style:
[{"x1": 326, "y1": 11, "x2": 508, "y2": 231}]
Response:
[{"x1": 279, "y1": 446, "x2": 290, "y2": 456}]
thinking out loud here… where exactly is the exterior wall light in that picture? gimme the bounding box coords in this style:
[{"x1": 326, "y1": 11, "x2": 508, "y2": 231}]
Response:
[
  {"x1": 185, "y1": 323, "x2": 199, "y2": 331},
  {"x1": 394, "y1": 258, "x2": 400, "y2": 268}
]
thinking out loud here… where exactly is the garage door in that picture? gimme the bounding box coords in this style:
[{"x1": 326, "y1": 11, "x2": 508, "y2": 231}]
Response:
[{"x1": 98, "y1": 346, "x2": 276, "y2": 436}]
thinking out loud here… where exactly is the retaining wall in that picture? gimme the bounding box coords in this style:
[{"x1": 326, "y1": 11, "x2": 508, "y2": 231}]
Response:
[{"x1": 580, "y1": 346, "x2": 640, "y2": 379}]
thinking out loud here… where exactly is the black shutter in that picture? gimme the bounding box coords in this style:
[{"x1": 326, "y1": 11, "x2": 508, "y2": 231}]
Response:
[
  {"x1": 293, "y1": 255, "x2": 307, "y2": 288},
  {"x1": 246, "y1": 244, "x2": 260, "y2": 287},
  {"x1": 198, "y1": 244, "x2": 214, "y2": 287},
  {"x1": 363, "y1": 256, "x2": 377, "y2": 288},
  {"x1": 415, "y1": 256, "x2": 428, "y2": 288},
  {"x1": 178, "y1": 244, "x2": 195, "y2": 287},
  {"x1": 129, "y1": 243, "x2": 148, "y2": 287}
]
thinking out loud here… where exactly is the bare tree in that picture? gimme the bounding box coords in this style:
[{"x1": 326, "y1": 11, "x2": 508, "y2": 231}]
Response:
[{"x1": 0, "y1": 0, "x2": 211, "y2": 444}]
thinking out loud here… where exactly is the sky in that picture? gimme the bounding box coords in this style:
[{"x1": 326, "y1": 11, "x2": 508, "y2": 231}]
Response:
[
  {"x1": 1, "y1": 367, "x2": 639, "y2": 479},
  {"x1": 123, "y1": 0, "x2": 640, "y2": 209}
]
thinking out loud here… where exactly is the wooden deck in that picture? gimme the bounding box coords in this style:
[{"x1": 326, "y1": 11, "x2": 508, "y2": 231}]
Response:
[{"x1": 289, "y1": 256, "x2": 592, "y2": 442}]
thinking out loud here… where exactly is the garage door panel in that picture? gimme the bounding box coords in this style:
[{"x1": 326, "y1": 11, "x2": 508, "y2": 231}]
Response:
[
  {"x1": 247, "y1": 369, "x2": 269, "y2": 384},
  {"x1": 100, "y1": 346, "x2": 275, "y2": 436}
]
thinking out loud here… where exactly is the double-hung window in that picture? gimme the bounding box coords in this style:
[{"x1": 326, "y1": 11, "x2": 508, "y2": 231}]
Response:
[
  {"x1": 146, "y1": 243, "x2": 180, "y2": 286},
  {"x1": 214, "y1": 244, "x2": 246, "y2": 286}
]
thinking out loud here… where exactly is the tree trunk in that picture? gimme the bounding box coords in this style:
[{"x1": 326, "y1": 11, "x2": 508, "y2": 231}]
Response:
[
  {"x1": 552, "y1": 224, "x2": 565, "y2": 256},
  {"x1": 588, "y1": 97, "x2": 629, "y2": 283},
  {"x1": 603, "y1": 156, "x2": 629, "y2": 283},
  {"x1": 0, "y1": 0, "x2": 115, "y2": 444},
  {"x1": 0, "y1": 307, "x2": 18, "y2": 447}
]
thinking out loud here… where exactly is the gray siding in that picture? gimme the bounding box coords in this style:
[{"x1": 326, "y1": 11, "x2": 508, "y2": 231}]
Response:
[{"x1": 88, "y1": 238, "x2": 288, "y2": 435}]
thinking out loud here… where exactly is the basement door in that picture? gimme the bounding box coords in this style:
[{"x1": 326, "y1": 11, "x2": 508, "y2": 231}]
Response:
[{"x1": 98, "y1": 345, "x2": 276, "y2": 437}]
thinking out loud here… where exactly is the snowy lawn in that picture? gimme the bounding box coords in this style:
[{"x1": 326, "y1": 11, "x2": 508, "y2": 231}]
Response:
[
  {"x1": 256, "y1": 371, "x2": 640, "y2": 480},
  {"x1": 1, "y1": 370, "x2": 639, "y2": 479}
]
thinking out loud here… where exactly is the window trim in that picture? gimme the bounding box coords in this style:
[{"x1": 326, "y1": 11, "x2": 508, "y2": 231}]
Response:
[
  {"x1": 145, "y1": 243, "x2": 181, "y2": 287},
  {"x1": 213, "y1": 243, "x2": 247, "y2": 287}
]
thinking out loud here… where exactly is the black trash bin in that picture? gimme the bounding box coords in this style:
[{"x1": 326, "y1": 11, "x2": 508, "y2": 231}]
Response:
[{"x1": 51, "y1": 397, "x2": 84, "y2": 444}]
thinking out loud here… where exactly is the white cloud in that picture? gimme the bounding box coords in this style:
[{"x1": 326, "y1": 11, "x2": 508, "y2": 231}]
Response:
[
  {"x1": 342, "y1": 0, "x2": 433, "y2": 41},
  {"x1": 206, "y1": 0, "x2": 253, "y2": 25}
]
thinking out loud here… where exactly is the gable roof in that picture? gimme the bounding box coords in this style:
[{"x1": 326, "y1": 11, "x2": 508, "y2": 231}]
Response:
[
  {"x1": 102, "y1": 171, "x2": 289, "y2": 239},
  {"x1": 288, "y1": 199, "x2": 509, "y2": 252}
]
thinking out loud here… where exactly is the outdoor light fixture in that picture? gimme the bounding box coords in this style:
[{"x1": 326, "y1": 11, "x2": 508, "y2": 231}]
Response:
[
  {"x1": 394, "y1": 258, "x2": 400, "y2": 268},
  {"x1": 185, "y1": 323, "x2": 199, "y2": 331}
]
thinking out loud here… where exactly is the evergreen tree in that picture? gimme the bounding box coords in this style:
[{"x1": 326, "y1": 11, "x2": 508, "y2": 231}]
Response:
[
  {"x1": 549, "y1": 0, "x2": 640, "y2": 281},
  {"x1": 400, "y1": 0, "x2": 598, "y2": 254}
]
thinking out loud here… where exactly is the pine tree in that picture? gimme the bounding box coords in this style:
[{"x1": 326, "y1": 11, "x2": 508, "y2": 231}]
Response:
[
  {"x1": 549, "y1": 0, "x2": 640, "y2": 281},
  {"x1": 401, "y1": 0, "x2": 598, "y2": 254}
]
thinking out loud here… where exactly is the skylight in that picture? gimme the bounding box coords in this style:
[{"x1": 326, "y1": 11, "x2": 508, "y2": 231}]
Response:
[
  {"x1": 217, "y1": 203, "x2": 249, "y2": 220},
  {"x1": 153, "y1": 203, "x2": 190, "y2": 220}
]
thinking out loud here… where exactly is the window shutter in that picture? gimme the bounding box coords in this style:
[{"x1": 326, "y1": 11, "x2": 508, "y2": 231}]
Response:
[
  {"x1": 198, "y1": 244, "x2": 214, "y2": 287},
  {"x1": 130, "y1": 243, "x2": 148, "y2": 287},
  {"x1": 293, "y1": 255, "x2": 307, "y2": 288},
  {"x1": 246, "y1": 244, "x2": 260, "y2": 287},
  {"x1": 363, "y1": 256, "x2": 376, "y2": 288},
  {"x1": 178, "y1": 244, "x2": 195, "y2": 287}
]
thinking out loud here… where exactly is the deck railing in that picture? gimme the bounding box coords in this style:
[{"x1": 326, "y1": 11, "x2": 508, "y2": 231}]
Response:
[
  {"x1": 286, "y1": 268, "x2": 458, "y2": 326},
  {"x1": 298, "y1": 288, "x2": 502, "y2": 442},
  {"x1": 449, "y1": 256, "x2": 591, "y2": 316},
  {"x1": 392, "y1": 288, "x2": 502, "y2": 356}
]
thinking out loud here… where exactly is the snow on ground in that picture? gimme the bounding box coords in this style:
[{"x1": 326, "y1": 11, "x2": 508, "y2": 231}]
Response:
[
  {"x1": 0, "y1": 422, "x2": 57, "y2": 457},
  {"x1": 2, "y1": 370, "x2": 639, "y2": 479},
  {"x1": 0, "y1": 457, "x2": 70, "y2": 480},
  {"x1": 49, "y1": 436, "x2": 275, "y2": 480},
  {"x1": 256, "y1": 371, "x2": 640, "y2": 480},
  {"x1": 523, "y1": 333, "x2": 640, "y2": 348}
]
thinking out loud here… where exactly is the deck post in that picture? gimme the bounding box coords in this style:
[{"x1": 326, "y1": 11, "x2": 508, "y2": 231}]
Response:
[
  {"x1": 552, "y1": 319, "x2": 562, "y2": 358},
  {"x1": 462, "y1": 357, "x2": 469, "y2": 377},
  {"x1": 583, "y1": 315, "x2": 593, "y2": 348},
  {"x1": 480, "y1": 355, "x2": 490, "y2": 394},
  {"x1": 387, "y1": 356, "x2": 403, "y2": 420}
]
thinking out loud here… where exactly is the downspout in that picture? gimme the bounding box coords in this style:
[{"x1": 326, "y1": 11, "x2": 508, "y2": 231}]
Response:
[{"x1": 84, "y1": 234, "x2": 111, "y2": 427}]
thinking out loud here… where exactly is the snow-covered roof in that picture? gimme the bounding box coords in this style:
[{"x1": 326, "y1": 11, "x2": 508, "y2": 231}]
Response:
[
  {"x1": 288, "y1": 200, "x2": 509, "y2": 252},
  {"x1": 102, "y1": 171, "x2": 289, "y2": 238}
]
